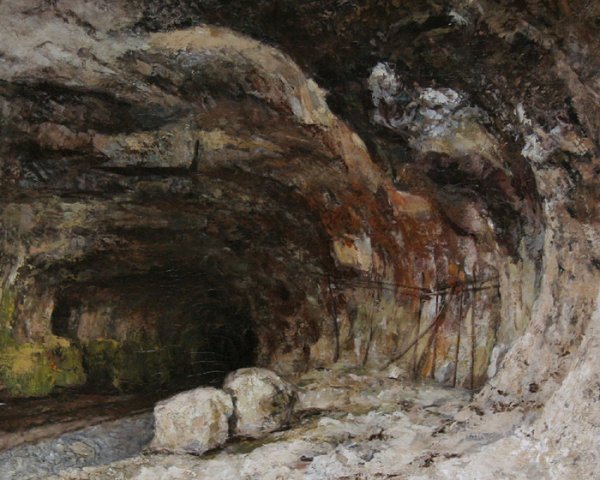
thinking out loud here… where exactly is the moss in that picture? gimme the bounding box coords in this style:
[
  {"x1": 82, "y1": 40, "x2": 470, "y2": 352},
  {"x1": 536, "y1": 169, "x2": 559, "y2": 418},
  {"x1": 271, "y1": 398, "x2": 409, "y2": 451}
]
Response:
[
  {"x1": 0, "y1": 336, "x2": 86, "y2": 397},
  {"x1": 53, "y1": 341, "x2": 87, "y2": 388},
  {"x1": 0, "y1": 288, "x2": 17, "y2": 327},
  {"x1": 82, "y1": 338, "x2": 121, "y2": 390},
  {"x1": 83, "y1": 338, "x2": 172, "y2": 392},
  {"x1": 0, "y1": 343, "x2": 55, "y2": 397},
  {"x1": 112, "y1": 340, "x2": 172, "y2": 391},
  {"x1": 0, "y1": 288, "x2": 17, "y2": 347}
]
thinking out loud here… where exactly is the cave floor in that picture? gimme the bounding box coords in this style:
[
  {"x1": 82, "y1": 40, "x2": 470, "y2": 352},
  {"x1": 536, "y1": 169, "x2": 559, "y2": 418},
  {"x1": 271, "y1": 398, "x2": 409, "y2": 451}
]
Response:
[
  {"x1": 4, "y1": 368, "x2": 546, "y2": 479},
  {"x1": 0, "y1": 375, "x2": 229, "y2": 453},
  {"x1": 0, "y1": 392, "x2": 158, "y2": 452}
]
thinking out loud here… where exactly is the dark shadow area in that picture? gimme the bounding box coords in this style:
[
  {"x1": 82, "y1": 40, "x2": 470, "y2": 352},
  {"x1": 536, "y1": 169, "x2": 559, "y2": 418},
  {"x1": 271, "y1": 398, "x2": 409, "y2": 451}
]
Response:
[{"x1": 49, "y1": 269, "x2": 258, "y2": 395}]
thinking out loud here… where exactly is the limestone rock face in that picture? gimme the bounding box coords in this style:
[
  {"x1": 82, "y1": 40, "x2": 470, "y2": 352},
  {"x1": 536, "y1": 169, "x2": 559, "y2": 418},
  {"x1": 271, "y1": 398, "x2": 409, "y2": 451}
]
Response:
[
  {"x1": 1, "y1": 0, "x2": 600, "y2": 477},
  {"x1": 151, "y1": 387, "x2": 233, "y2": 455},
  {"x1": 0, "y1": 2, "x2": 510, "y2": 399},
  {"x1": 224, "y1": 367, "x2": 297, "y2": 438}
]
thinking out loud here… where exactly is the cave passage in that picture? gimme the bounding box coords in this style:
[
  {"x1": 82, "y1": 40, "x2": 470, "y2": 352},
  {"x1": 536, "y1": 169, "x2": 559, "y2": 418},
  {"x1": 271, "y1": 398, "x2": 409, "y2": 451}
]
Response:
[
  {"x1": 0, "y1": 264, "x2": 260, "y2": 449},
  {"x1": 48, "y1": 268, "x2": 258, "y2": 394}
]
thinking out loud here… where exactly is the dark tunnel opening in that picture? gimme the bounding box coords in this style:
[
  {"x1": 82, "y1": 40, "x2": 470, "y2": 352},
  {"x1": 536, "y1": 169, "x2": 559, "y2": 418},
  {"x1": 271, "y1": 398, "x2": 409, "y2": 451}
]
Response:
[{"x1": 48, "y1": 268, "x2": 259, "y2": 396}]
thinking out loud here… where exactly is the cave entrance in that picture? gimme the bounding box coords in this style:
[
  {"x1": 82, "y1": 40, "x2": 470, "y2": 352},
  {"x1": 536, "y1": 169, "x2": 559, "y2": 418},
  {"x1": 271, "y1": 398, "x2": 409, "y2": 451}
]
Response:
[
  {"x1": 0, "y1": 269, "x2": 259, "y2": 448},
  {"x1": 49, "y1": 269, "x2": 258, "y2": 396}
]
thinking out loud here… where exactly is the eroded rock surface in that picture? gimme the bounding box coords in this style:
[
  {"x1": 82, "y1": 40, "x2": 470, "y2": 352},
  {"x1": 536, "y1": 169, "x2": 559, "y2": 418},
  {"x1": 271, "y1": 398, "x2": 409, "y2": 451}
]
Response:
[
  {"x1": 0, "y1": 1, "x2": 508, "y2": 400},
  {"x1": 0, "y1": 413, "x2": 153, "y2": 480},
  {"x1": 1, "y1": 0, "x2": 600, "y2": 477},
  {"x1": 224, "y1": 367, "x2": 297, "y2": 438},
  {"x1": 151, "y1": 387, "x2": 233, "y2": 456},
  {"x1": 39, "y1": 370, "x2": 509, "y2": 480}
]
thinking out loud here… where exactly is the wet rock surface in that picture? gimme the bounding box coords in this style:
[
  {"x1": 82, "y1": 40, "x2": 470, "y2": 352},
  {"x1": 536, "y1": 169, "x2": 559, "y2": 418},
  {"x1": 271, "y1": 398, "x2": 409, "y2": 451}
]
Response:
[
  {"x1": 0, "y1": 413, "x2": 153, "y2": 480},
  {"x1": 224, "y1": 367, "x2": 297, "y2": 439},
  {"x1": 0, "y1": 391, "x2": 162, "y2": 452}
]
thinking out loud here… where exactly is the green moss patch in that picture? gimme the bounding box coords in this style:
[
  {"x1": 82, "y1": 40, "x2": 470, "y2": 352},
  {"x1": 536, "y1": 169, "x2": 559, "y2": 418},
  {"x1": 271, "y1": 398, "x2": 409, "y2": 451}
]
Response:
[
  {"x1": 0, "y1": 343, "x2": 55, "y2": 397},
  {"x1": 0, "y1": 336, "x2": 86, "y2": 397},
  {"x1": 53, "y1": 341, "x2": 87, "y2": 387},
  {"x1": 0, "y1": 288, "x2": 17, "y2": 347},
  {"x1": 83, "y1": 338, "x2": 172, "y2": 392}
]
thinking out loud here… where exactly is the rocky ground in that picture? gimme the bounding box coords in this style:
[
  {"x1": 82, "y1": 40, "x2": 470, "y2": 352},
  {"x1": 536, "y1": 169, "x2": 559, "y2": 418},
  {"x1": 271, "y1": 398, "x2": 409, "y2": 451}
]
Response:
[
  {"x1": 0, "y1": 367, "x2": 552, "y2": 480},
  {"x1": 0, "y1": 413, "x2": 153, "y2": 480}
]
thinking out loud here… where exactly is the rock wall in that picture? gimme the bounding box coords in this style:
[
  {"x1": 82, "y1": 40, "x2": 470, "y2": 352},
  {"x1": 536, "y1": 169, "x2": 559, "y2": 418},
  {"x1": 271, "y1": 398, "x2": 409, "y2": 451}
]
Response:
[
  {"x1": 0, "y1": 1, "x2": 507, "y2": 397},
  {"x1": 0, "y1": 3, "x2": 598, "y2": 448}
]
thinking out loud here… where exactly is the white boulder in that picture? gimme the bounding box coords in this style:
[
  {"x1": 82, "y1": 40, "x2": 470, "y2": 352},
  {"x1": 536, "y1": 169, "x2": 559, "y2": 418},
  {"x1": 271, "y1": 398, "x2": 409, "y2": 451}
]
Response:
[
  {"x1": 385, "y1": 363, "x2": 409, "y2": 380},
  {"x1": 224, "y1": 367, "x2": 297, "y2": 438},
  {"x1": 151, "y1": 387, "x2": 233, "y2": 455}
]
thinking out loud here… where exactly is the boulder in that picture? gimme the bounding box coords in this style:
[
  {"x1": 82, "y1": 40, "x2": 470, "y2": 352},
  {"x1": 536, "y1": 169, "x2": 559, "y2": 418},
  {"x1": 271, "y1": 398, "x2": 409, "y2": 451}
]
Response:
[
  {"x1": 224, "y1": 367, "x2": 297, "y2": 438},
  {"x1": 151, "y1": 387, "x2": 233, "y2": 455},
  {"x1": 385, "y1": 364, "x2": 409, "y2": 380}
]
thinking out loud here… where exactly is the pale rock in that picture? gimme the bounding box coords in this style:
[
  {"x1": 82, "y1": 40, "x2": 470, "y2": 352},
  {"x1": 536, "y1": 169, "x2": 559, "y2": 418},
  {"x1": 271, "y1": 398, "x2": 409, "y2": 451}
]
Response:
[
  {"x1": 224, "y1": 367, "x2": 297, "y2": 438},
  {"x1": 332, "y1": 234, "x2": 373, "y2": 272},
  {"x1": 419, "y1": 87, "x2": 462, "y2": 110},
  {"x1": 151, "y1": 387, "x2": 233, "y2": 455},
  {"x1": 486, "y1": 343, "x2": 508, "y2": 379},
  {"x1": 521, "y1": 132, "x2": 552, "y2": 163},
  {"x1": 296, "y1": 385, "x2": 351, "y2": 412},
  {"x1": 368, "y1": 62, "x2": 400, "y2": 106},
  {"x1": 306, "y1": 444, "x2": 370, "y2": 480},
  {"x1": 385, "y1": 363, "x2": 408, "y2": 380},
  {"x1": 449, "y1": 10, "x2": 469, "y2": 26}
]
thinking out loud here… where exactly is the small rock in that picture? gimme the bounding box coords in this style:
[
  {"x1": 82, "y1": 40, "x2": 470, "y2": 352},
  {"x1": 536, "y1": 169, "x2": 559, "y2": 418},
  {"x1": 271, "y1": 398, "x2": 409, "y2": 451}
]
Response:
[
  {"x1": 385, "y1": 364, "x2": 408, "y2": 380},
  {"x1": 453, "y1": 408, "x2": 472, "y2": 423},
  {"x1": 151, "y1": 387, "x2": 233, "y2": 455},
  {"x1": 224, "y1": 367, "x2": 297, "y2": 438},
  {"x1": 69, "y1": 441, "x2": 95, "y2": 458}
]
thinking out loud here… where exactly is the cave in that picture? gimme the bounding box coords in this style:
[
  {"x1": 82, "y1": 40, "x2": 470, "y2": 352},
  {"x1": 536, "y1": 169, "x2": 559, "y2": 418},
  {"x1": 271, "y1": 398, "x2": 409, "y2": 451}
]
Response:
[{"x1": 0, "y1": 0, "x2": 599, "y2": 478}]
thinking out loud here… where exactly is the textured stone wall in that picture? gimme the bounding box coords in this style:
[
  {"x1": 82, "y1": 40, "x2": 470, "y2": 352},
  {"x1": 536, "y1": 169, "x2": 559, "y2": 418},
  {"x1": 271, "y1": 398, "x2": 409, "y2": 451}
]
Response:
[
  {"x1": 0, "y1": 2, "x2": 598, "y2": 444},
  {"x1": 0, "y1": 2, "x2": 504, "y2": 397}
]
